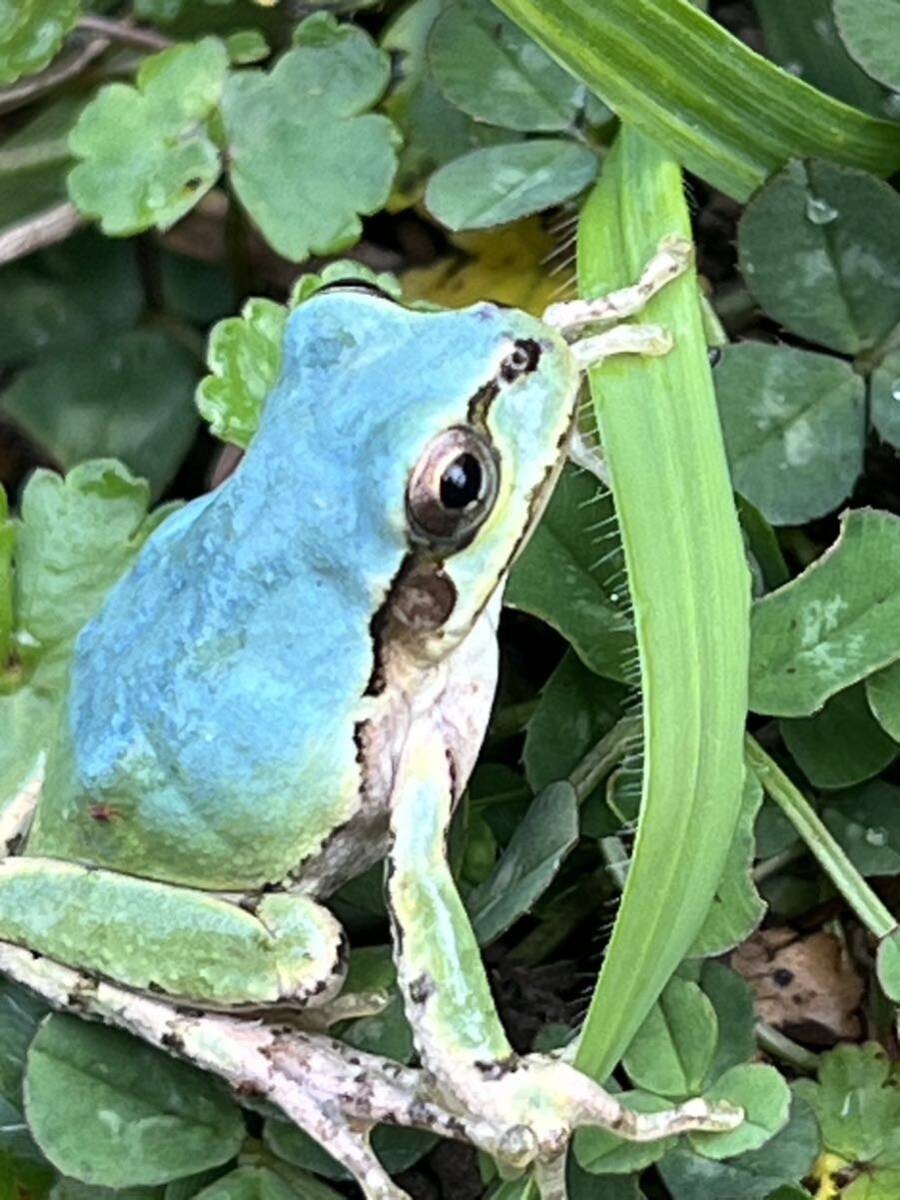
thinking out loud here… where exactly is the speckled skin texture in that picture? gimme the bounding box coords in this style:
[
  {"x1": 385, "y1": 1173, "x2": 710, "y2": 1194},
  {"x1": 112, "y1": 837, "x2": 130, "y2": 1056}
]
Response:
[{"x1": 25, "y1": 290, "x2": 576, "y2": 893}]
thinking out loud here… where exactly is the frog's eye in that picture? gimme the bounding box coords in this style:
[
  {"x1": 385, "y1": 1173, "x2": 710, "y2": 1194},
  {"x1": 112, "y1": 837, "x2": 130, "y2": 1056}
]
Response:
[
  {"x1": 500, "y1": 338, "x2": 542, "y2": 381},
  {"x1": 406, "y1": 426, "x2": 500, "y2": 547}
]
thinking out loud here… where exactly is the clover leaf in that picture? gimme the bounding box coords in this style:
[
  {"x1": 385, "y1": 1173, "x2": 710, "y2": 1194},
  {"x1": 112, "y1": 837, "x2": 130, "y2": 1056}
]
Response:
[
  {"x1": 197, "y1": 261, "x2": 400, "y2": 448},
  {"x1": 221, "y1": 12, "x2": 399, "y2": 261},
  {"x1": 67, "y1": 38, "x2": 229, "y2": 235},
  {"x1": 794, "y1": 1043, "x2": 900, "y2": 1197},
  {"x1": 0, "y1": 0, "x2": 81, "y2": 87}
]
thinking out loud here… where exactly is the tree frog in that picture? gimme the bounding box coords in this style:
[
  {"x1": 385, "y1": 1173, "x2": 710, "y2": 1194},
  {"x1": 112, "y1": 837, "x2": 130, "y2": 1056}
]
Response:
[{"x1": 0, "y1": 239, "x2": 741, "y2": 1199}]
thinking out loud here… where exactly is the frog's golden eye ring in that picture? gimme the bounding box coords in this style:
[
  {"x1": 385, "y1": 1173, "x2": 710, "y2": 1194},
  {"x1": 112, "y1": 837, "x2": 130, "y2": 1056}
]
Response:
[{"x1": 406, "y1": 426, "x2": 500, "y2": 548}]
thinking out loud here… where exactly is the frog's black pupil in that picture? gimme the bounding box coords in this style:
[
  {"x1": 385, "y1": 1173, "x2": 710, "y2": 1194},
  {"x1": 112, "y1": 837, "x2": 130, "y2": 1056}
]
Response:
[{"x1": 440, "y1": 454, "x2": 482, "y2": 509}]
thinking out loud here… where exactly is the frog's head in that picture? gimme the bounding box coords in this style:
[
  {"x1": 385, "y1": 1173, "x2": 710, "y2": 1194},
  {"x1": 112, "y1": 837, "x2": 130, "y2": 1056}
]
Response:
[
  {"x1": 257, "y1": 285, "x2": 590, "y2": 667},
  {"x1": 390, "y1": 297, "x2": 578, "y2": 657}
]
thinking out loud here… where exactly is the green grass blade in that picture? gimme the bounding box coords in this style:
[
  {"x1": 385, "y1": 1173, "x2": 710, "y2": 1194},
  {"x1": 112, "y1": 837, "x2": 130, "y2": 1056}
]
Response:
[
  {"x1": 574, "y1": 127, "x2": 751, "y2": 1082},
  {"x1": 488, "y1": 0, "x2": 900, "y2": 201}
]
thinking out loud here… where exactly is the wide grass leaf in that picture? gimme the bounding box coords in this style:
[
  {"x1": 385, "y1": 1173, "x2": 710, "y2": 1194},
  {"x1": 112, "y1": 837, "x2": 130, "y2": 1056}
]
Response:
[
  {"x1": 24, "y1": 1016, "x2": 243, "y2": 1187},
  {"x1": 714, "y1": 342, "x2": 865, "y2": 526},
  {"x1": 738, "y1": 160, "x2": 900, "y2": 355},
  {"x1": 221, "y1": 13, "x2": 398, "y2": 260},
  {"x1": 488, "y1": 0, "x2": 900, "y2": 201},
  {"x1": 574, "y1": 129, "x2": 750, "y2": 1085},
  {"x1": 425, "y1": 139, "x2": 597, "y2": 230},
  {"x1": 68, "y1": 39, "x2": 228, "y2": 235},
  {"x1": 750, "y1": 509, "x2": 900, "y2": 716}
]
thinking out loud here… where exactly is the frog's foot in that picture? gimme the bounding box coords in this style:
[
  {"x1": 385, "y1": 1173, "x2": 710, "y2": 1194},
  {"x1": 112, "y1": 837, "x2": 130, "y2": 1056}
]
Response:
[
  {"x1": 433, "y1": 1056, "x2": 743, "y2": 1191},
  {"x1": 0, "y1": 943, "x2": 423, "y2": 1199},
  {"x1": 293, "y1": 987, "x2": 392, "y2": 1032},
  {"x1": 543, "y1": 234, "x2": 693, "y2": 334}
]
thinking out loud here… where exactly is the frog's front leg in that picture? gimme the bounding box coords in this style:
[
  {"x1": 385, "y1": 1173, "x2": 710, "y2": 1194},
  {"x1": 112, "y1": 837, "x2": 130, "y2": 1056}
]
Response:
[{"x1": 386, "y1": 717, "x2": 742, "y2": 1194}]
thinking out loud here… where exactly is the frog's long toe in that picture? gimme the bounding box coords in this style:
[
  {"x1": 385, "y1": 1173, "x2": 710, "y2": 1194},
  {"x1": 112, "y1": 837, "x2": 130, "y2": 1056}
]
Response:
[{"x1": 441, "y1": 1057, "x2": 743, "y2": 1197}]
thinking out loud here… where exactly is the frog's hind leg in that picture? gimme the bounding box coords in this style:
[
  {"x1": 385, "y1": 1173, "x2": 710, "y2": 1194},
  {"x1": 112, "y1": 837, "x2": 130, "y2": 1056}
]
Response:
[
  {"x1": 0, "y1": 857, "x2": 347, "y2": 1010},
  {"x1": 386, "y1": 717, "x2": 743, "y2": 1197}
]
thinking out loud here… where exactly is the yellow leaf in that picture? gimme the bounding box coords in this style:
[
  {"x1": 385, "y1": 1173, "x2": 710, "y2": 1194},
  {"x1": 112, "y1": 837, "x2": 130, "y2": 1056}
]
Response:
[
  {"x1": 402, "y1": 217, "x2": 575, "y2": 316},
  {"x1": 811, "y1": 1151, "x2": 852, "y2": 1199}
]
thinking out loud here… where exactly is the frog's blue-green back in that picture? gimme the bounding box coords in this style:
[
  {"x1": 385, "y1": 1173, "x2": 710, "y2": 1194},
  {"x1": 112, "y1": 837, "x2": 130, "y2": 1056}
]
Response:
[{"x1": 27, "y1": 292, "x2": 563, "y2": 890}]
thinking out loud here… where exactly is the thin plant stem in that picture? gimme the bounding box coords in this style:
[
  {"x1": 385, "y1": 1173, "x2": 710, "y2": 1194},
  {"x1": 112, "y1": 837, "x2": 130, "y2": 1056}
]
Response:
[{"x1": 745, "y1": 735, "x2": 896, "y2": 939}]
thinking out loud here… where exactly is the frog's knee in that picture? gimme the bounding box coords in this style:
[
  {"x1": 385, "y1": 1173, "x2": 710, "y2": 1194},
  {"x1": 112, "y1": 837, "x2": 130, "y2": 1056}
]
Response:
[
  {"x1": 252, "y1": 891, "x2": 348, "y2": 1007},
  {"x1": 0, "y1": 859, "x2": 346, "y2": 1009}
]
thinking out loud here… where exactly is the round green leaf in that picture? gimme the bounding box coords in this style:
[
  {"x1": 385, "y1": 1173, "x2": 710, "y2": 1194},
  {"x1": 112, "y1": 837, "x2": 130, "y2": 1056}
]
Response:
[
  {"x1": 793, "y1": 1042, "x2": 900, "y2": 1165},
  {"x1": 24, "y1": 1016, "x2": 244, "y2": 1187},
  {"x1": 867, "y1": 660, "x2": 900, "y2": 741},
  {"x1": 780, "y1": 683, "x2": 898, "y2": 790},
  {"x1": 192, "y1": 1167, "x2": 296, "y2": 1200},
  {"x1": 225, "y1": 30, "x2": 269, "y2": 65},
  {"x1": 715, "y1": 342, "x2": 865, "y2": 526},
  {"x1": 689, "y1": 1064, "x2": 791, "y2": 1160},
  {"x1": 1, "y1": 330, "x2": 199, "y2": 501},
  {"x1": 622, "y1": 978, "x2": 718, "y2": 1100},
  {"x1": 834, "y1": 0, "x2": 900, "y2": 93},
  {"x1": 822, "y1": 780, "x2": 900, "y2": 877},
  {"x1": 876, "y1": 928, "x2": 900, "y2": 1002},
  {"x1": 0, "y1": 0, "x2": 81, "y2": 86},
  {"x1": 425, "y1": 139, "x2": 597, "y2": 230},
  {"x1": 750, "y1": 509, "x2": 900, "y2": 717},
  {"x1": 738, "y1": 159, "x2": 900, "y2": 355},
  {"x1": 871, "y1": 348, "x2": 900, "y2": 451},
  {"x1": 381, "y1": 0, "x2": 510, "y2": 204},
  {"x1": 0, "y1": 232, "x2": 142, "y2": 367},
  {"x1": 221, "y1": 13, "x2": 398, "y2": 261},
  {"x1": 264, "y1": 1119, "x2": 435, "y2": 1181},
  {"x1": 428, "y1": 0, "x2": 584, "y2": 132},
  {"x1": 659, "y1": 1096, "x2": 820, "y2": 1200},
  {"x1": 196, "y1": 298, "x2": 287, "y2": 449},
  {"x1": 68, "y1": 38, "x2": 228, "y2": 235}
]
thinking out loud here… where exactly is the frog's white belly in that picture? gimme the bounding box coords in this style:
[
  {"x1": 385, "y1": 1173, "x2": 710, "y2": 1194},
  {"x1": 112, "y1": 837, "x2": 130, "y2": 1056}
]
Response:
[{"x1": 297, "y1": 595, "x2": 502, "y2": 897}]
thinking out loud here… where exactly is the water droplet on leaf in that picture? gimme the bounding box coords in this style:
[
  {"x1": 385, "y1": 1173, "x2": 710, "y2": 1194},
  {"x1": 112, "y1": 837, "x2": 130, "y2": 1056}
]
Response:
[
  {"x1": 805, "y1": 196, "x2": 838, "y2": 225},
  {"x1": 865, "y1": 826, "x2": 887, "y2": 847}
]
